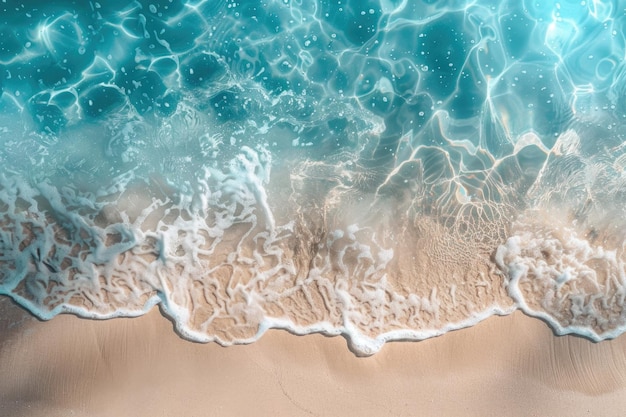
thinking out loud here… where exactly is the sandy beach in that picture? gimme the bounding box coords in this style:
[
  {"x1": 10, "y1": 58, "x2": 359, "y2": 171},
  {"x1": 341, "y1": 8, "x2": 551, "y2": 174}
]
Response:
[
  {"x1": 2, "y1": 0, "x2": 626, "y2": 416},
  {"x1": 2, "y1": 295, "x2": 626, "y2": 417}
]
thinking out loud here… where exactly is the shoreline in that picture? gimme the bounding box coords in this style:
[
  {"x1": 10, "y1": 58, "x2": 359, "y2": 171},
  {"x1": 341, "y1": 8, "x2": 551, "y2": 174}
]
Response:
[{"x1": 2, "y1": 295, "x2": 626, "y2": 416}]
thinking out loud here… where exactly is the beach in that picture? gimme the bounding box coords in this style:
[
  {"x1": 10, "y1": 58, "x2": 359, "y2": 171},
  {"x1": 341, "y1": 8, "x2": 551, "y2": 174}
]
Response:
[
  {"x1": 2, "y1": 295, "x2": 626, "y2": 417},
  {"x1": 2, "y1": 2, "x2": 626, "y2": 416}
]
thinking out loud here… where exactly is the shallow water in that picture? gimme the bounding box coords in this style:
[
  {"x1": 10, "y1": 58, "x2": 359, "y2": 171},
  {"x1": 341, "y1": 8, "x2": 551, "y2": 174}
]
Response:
[{"x1": 1, "y1": 0, "x2": 626, "y2": 355}]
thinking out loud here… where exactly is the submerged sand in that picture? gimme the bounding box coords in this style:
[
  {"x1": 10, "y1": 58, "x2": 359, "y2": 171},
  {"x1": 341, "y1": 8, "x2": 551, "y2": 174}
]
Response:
[{"x1": 2, "y1": 295, "x2": 626, "y2": 416}]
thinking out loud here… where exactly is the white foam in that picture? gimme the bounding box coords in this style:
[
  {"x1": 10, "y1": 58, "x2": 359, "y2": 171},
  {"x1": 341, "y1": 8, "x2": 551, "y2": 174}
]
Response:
[
  {"x1": 497, "y1": 218, "x2": 626, "y2": 341},
  {"x1": 0, "y1": 144, "x2": 517, "y2": 355}
]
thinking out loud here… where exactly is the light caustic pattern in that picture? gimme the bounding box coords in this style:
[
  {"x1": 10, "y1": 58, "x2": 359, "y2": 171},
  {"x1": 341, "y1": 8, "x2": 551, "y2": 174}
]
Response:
[{"x1": 1, "y1": 0, "x2": 626, "y2": 354}]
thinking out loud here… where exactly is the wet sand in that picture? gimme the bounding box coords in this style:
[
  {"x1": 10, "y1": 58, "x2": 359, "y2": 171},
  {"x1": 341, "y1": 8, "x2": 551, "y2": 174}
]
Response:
[{"x1": 1, "y1": 295, "x2": 626, "y2": 417}]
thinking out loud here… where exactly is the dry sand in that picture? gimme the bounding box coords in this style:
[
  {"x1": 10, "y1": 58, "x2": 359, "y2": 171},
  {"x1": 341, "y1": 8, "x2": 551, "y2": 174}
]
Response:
[{"x1": 1, "y1": 295, "x2": 626, "y2": 417}]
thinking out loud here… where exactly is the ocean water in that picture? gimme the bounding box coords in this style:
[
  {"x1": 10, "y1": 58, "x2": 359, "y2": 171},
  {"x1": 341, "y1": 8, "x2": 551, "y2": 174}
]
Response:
[{"x1": 0, "y1": 0, "x2": 625, "y2": 355}]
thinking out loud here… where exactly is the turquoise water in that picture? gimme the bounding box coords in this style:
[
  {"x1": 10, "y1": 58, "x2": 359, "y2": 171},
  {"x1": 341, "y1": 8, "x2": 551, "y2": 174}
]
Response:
[{"x1": 1, "y1": 0, "x2": 625, "y2": 355}]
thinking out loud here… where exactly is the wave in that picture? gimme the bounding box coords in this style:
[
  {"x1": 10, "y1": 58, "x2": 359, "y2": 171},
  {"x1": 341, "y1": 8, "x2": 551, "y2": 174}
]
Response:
[{"x1": 1, "y1": 0, "x2": 626, "y2": 355}]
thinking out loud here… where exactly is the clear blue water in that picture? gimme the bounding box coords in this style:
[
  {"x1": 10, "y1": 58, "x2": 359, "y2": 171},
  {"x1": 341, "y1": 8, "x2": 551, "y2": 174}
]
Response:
[{"x1": 1, "y1": 0, "x2": 626, "y2": 354}]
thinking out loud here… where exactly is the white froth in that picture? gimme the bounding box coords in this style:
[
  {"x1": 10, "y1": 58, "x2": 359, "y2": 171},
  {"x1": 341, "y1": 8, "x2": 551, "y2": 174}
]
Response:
[
  {"x1": 0, "y1": 141, "x2": 516, "y2": 355},
  {"x1": 497, "y1": 218, "x2": 626, "y2": 341}
]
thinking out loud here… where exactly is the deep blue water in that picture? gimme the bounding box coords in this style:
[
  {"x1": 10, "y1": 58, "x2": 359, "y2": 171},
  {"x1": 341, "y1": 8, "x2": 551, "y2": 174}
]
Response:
[{"x1": 1, "y1": 0, "x2": 626, "y2": 354}]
